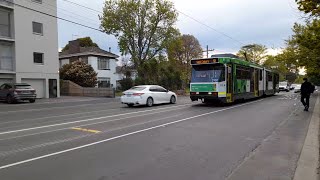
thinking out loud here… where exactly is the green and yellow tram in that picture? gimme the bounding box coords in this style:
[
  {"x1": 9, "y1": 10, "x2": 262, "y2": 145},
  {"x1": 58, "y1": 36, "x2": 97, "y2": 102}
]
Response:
[{"x1": 190, "y1": 55, "x2": 279, "y2": 103}]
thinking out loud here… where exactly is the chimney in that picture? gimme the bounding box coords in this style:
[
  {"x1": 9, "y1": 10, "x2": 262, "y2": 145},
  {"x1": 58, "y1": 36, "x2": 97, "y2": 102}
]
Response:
[
  {"x1": 68, "y1": 40, "x2": 80, "y2": 54},
  {"x1": 109, "y1": 47, "x2": 111, "y2": 52}
]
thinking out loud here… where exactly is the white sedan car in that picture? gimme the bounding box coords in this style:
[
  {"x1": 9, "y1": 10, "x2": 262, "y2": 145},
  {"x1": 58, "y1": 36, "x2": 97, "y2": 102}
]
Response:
[{"x1": 121, "y1": 85, "x2": 177, "y2": 107}]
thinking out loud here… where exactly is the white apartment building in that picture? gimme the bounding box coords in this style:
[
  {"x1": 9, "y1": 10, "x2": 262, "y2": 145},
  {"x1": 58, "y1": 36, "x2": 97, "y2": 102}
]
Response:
[{"x1": 0, "y1": 0, "x2": 59, "y2": 98}]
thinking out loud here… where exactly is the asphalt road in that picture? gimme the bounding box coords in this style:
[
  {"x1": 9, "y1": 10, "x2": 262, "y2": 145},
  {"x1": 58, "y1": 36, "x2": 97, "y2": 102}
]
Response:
[{"x1": 0, "y1": 92, "x2": 317, "y2": 180}]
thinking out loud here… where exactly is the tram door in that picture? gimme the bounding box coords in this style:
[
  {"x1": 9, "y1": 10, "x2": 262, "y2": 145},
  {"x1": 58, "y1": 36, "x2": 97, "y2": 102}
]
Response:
[
  {"x1": 226, "y1": 64, "x2": 233, "y2": 103},
  {"x1": 254, "y1": 69, "x2": 259, "y2": 96}
]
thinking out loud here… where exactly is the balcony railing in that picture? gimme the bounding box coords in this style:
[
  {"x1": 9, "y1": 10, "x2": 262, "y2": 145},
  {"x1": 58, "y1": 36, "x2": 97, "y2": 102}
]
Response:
[
  {"x1": 0, "y1": 56, "x2": 13, "y2": 71},
  {"x1": 0, "y1": 0, "x2": 13, "y2": 7}
]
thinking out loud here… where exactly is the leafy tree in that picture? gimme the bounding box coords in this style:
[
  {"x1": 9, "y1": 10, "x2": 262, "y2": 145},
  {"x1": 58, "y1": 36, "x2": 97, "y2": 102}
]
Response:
[
  {"x1": 294, "y1": 75, "x2": 306, "y2": 84},
  {"x1": 60, "y1": 61, "x2": 98, "y2": 87},
  {"x1": 237, "y1": 44, "x2": 267, "y2": 64},
  {"x1": 119, "y1": 78, "x2": 134, "y2": 91},
  {"x1": 263, "y1": 55, "x2": 287, "y2": 81},
  {"x1": 134, "y1": 56, "x2": 182, "y2": 90},
  {"x1": 296, "y1": 0, "x2": 320, "y2": 17},
  {"x1": 167, "y1": 34, "x2": 202, "y2": 88},
  {"x1": 62, "y1": 37, "x2": 99, "y2": 52},
  {"x1": 100, "y1": 0, "x2": 179, "y2": 77},
  {"x1": 288, "y1": 20, "x2": 320, "y2": 85}
]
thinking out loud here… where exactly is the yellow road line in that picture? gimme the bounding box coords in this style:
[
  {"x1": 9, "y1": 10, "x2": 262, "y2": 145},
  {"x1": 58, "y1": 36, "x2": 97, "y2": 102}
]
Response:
[{"x1": 71, "y1": 127, "x2": 101, "y2": 133}]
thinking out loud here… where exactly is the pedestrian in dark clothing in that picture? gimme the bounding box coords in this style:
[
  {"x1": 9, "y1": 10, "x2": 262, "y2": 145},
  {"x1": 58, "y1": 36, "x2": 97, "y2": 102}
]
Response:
[{"x1": 300, "y1": 78, "x2": 314, "y2": 111}]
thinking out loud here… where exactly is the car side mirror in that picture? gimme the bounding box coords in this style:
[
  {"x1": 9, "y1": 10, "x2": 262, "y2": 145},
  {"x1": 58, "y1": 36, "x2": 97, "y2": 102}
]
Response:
[{"x1": 166, "y1": 89, "x2": 169, "y2": 92}]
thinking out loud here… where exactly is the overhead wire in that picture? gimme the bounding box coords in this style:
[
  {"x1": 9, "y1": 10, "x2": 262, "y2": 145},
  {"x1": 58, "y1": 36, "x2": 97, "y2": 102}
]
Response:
[
  {"x1": 42, "y1": 0, "x2": 101, "y2": 27},
  {"x1": 7, "y1": 0, "x2": 247, "y2": 49},
  {"x1": 3, "y1": 0, "x2": 104, "y2": 33},
  {"x1": 59, "y1": 0, "x2": 245, "y2": 47}
]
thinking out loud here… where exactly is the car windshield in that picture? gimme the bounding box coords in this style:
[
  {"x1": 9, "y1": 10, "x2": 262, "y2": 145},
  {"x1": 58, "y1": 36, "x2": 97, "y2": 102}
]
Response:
[
  {"x1": 191, "y1": 64, "x2": 225, "y2": 82},
  {"x1": 129, "y1": 86, "x2": 146, "y2": 91},
  {"x1": 15, "y1": 85, "x2": 32, "y2": 89},
  {"x1": 280, "y1": 82, "x2": 287, "y2": 86}
]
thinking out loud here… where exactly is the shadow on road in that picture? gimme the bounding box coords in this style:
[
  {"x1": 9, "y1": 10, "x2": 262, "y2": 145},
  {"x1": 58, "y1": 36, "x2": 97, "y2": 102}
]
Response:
[{"x1": 191, "y1": 96, "x2": 271, "y2": 108}]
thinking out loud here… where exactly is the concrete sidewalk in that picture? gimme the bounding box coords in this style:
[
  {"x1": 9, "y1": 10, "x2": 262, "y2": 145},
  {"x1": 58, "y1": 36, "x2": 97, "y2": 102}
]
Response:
[
  {"x1": 294, "y1": 93, "x2": 320, "y2": 180},
  {"x1": 227, "y1": 93, "x2": 319, "y2": 180}
]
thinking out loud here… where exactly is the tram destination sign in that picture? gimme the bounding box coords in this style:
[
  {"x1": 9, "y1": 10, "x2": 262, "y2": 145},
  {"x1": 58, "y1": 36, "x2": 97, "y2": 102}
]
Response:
[{"x1": 191, "y1": 58, "x2": 218, "y2": 65}]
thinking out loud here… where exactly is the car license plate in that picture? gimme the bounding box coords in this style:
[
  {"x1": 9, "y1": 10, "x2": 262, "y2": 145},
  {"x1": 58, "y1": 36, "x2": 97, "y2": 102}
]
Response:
[{"x1": 127, "y1": 95, "x2": 132, "y2": 97}]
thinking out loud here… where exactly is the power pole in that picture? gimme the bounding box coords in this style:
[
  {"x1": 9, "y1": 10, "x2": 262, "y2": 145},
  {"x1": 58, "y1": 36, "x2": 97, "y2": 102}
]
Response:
[{"x1": 202, "y1": 45, "x2": 214, "y2": 58}]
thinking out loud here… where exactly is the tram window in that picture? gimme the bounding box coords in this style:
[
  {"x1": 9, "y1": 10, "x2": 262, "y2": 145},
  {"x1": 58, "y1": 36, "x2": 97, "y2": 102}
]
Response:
[
  {"x1": 259, "y1": 70, "x2": 263, "y2": 80},
  {"x1": 236, "y1": 65, "x2": 251, "y2": 80},
  {"x1": 274, "y1": 74, "x2": 279, "y2": 83},
  {"x1": 267, "y1": 72, "x2": 273, "y2": 81},
  {"x1": 251, "y1": 68, "x2": 254, "y2": 81},
  {"x1": 191, "y1": 64, "x2": 225, "y2": 82}
]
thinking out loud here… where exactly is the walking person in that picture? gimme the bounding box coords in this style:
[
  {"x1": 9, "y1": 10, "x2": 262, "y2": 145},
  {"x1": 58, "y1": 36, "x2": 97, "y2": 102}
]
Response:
[{"x1": 300, "y1": 78, "x2": 314, "y2": 111}]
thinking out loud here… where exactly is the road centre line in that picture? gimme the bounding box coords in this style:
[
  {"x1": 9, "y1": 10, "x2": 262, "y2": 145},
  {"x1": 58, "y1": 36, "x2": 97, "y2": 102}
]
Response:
[
  {"x1": 0, "y1": 103, "x2": 193, "y2": 126},
  {"x1": 0, "y1": 107, "x2": 122, "y2": 126},
  {"x1": 0, "y1": 98, "x2": 107, "y2": 106},
  {"x1": 0, "y1": 104, "x2": 191, "y2": 135},
  {"x1": 0, "y1": 101, "x2": 119, "y2": 114},
  {"x1": 0, "y1": 112, "x2": 185, "y2": 157},
  {"x1": 0, "y1": 105, "x2": 193, "y2": 141},
  {"x1": 0, "y1": 99, "x2": 263, "y2": 170},
  {"x1": 71, "y1": 127, "x2": 101, "y2": 133}
]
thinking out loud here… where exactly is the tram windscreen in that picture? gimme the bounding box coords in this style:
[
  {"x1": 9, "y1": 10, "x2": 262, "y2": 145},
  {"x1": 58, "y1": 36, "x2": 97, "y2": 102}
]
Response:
[{"x1": 191, "y1": 64, "x2": 225, "y2": 82}]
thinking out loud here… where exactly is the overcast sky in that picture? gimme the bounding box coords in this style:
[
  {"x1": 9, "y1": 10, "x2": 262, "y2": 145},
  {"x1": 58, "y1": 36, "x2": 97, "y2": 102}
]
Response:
[{"x1": 56, "y1": 0, "x2": 304, "y2": 55}]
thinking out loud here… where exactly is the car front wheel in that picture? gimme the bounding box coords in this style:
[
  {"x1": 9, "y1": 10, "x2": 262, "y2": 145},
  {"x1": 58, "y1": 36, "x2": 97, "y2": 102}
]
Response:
[
  {"x1": 6, "y1": 95, "x2": 14, "y2": 104},
  {"x1": 146, "y1": 97, "x2": 153, "y2": 107},
  {"x1": 29, "y1": 99, "x2": 36, "y2": 103}
]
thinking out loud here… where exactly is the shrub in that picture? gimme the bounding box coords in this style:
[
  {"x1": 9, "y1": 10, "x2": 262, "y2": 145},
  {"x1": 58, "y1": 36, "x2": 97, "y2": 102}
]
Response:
[{"x1": 60, "y1": 61, "x2": 98, "y2": 87}]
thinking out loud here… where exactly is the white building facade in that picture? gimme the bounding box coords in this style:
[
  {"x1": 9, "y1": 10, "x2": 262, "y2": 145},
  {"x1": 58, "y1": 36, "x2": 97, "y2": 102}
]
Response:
[
  {"x1": 0, "y1": 0, "x2": 60, "y2": 98},
  {"x1": 59, "y1": 40, "x2": 120, "y2": 88}
]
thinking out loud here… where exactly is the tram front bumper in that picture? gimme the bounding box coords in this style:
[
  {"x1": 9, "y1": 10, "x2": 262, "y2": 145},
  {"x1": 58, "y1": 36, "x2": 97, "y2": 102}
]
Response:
[{"x1": 190, "y1": 94, "x2": 227, "y2": 103}]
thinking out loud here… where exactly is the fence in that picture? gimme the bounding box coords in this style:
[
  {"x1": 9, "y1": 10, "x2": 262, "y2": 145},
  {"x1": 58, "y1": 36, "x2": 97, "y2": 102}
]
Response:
[{"x1": 60, "y1": 80, "x2": 115, "y2": 98}]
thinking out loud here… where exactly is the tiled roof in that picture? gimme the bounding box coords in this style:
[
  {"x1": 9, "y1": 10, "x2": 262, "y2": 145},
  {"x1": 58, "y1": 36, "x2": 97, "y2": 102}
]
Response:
[{"x1": 59, "y1": 47, "x2": 119, "y2": 59}]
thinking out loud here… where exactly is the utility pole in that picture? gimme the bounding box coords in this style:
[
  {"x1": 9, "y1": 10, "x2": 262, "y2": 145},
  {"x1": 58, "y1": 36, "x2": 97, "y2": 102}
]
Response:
[{"x1": 202, "y1": 45, "x2": 214, "y2": 58}]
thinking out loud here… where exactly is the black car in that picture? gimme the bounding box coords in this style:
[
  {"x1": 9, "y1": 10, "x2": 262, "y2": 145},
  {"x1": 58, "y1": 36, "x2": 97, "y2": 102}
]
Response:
[{"x1": 0, "y1": 83, "x2": 37, "y2": 104}]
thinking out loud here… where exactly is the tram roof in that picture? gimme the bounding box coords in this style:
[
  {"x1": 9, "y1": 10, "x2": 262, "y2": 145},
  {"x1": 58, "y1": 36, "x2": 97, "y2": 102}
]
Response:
[{"x1": 191, "y1": 56, "x2": 264, "y2": 69}]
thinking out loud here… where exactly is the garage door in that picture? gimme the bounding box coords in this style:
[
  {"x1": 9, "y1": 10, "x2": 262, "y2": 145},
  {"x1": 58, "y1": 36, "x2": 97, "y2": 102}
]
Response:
[
  {"x1": 0, "y1": 78, "x2": 13, "y2": 86},
  {"x1": 22, "y1": 79, "x2": 45, "y2": 98}
]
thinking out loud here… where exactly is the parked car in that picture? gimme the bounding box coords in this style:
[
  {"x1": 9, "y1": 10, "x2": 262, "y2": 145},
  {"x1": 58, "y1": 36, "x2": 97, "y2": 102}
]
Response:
[
  {"x1": 292, "y1": 84, "x2": 301, "y2": 93},
  {"x1": 279, "y1": 81, "x2": 290, "y2": 92},
  {"x1": 121, "y1": 85, "x2": 177, "y2": 107},
  {"x1": 0, "y1": 83, "x2": 37, "y2": 104}
]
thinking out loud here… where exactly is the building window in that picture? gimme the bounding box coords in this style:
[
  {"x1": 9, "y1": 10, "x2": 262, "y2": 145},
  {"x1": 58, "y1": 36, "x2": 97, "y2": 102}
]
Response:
[
  {"x1": 0, "y1": 9, "x2": 11, "y2": 38},
  {"x1": 98, "y1": 57, "x2": 110, "y2": 70},
  {"x1": 32, "y1": 0, "x2": 42, "y2": 3},
  {"x1": 0, "y1": 42, "x2": 13, "y2": 71},
  {"x1": 79, "y1": 56, "x2": 88, "y2": 64},
  {"x1": 32, "y1": 22, "x2": 43, "y2": 35},
  {"x1": 98, "y1": 77, "x2": 111, "y2": 88},
  {"x1": 34, "y1": 52, "x2": 44, "y2": 64}
]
